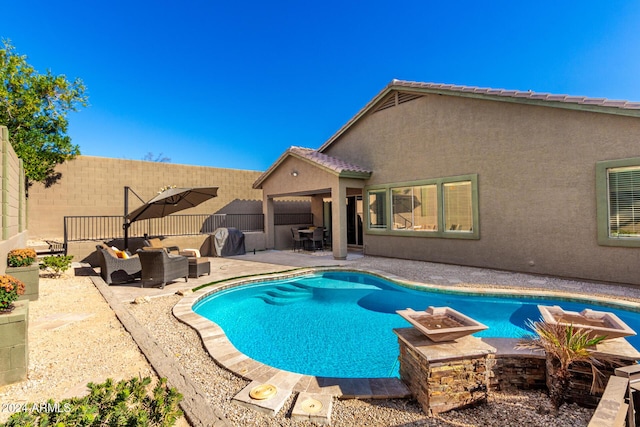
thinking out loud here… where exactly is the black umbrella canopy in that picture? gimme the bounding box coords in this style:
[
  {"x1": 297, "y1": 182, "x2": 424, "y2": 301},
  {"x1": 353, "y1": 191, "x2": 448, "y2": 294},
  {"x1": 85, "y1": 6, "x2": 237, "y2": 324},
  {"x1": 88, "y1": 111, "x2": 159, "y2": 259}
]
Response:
[{"x1": 126, "y1": 187, "x2": 219, "y2": 223}]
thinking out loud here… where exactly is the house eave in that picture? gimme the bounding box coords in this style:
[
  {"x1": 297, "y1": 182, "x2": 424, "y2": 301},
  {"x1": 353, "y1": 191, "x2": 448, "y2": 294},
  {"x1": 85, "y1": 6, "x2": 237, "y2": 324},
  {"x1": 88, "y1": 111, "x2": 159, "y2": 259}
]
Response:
[{"x1": 252, "y1": 150, "x2": 371, "y2": 189}]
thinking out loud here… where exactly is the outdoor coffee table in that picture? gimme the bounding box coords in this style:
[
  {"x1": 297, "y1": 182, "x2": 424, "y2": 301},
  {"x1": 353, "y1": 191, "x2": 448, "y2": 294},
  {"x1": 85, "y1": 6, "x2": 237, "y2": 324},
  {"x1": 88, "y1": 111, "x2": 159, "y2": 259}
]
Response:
[{"x1": 187, "y1": 257, "x2": 210, "y2": 278}]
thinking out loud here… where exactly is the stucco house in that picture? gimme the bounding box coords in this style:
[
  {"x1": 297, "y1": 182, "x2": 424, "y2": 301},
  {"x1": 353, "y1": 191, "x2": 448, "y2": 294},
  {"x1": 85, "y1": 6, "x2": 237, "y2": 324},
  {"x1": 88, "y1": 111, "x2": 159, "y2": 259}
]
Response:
[{"x1": 254, "y1": 79, "x2": 640, "y2": 286}]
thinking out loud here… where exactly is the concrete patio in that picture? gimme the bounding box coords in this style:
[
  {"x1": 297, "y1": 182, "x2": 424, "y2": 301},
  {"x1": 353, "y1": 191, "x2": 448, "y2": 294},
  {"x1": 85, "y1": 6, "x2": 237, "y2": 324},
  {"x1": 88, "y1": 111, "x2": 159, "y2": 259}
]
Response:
[{"x1": 103, "y1": 249, "x2": 362, "y2": 303}]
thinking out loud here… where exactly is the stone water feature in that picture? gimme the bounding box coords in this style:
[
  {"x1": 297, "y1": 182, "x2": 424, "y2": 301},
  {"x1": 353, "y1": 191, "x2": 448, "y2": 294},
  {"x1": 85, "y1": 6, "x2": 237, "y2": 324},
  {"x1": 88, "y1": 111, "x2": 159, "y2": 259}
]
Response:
[{"x1": 395, "y1": 306, "x2": 495, "y2": 416}]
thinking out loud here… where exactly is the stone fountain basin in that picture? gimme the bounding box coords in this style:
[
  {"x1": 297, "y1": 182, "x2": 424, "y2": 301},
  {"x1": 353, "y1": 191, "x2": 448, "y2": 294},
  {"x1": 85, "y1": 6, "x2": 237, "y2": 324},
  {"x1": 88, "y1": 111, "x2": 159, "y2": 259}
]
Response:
[
  {"x1": 396, "y1": 306, "x2": 488, "y2": 342},
  {"x1": 537, "y1": 305, "x2": 636, "y2": 340}
]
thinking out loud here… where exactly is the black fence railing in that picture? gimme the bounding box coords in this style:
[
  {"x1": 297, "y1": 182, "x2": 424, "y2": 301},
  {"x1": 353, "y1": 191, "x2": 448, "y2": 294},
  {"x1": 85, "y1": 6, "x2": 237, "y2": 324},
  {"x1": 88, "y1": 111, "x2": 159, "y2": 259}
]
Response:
[
  {"x1": 275, "y1": 212, "x2": 313, "y2": 225},
  {"x1": 64, "y1": 212, "x2": 313, "y2": 244}
]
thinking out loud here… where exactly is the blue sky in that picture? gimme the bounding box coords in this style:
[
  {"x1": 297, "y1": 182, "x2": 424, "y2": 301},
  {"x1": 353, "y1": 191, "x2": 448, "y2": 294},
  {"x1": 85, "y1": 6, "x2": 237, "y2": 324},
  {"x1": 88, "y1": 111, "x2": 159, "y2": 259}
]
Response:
[{"x1": 3, "y1": 1, "x2": 640, "y2": 171}]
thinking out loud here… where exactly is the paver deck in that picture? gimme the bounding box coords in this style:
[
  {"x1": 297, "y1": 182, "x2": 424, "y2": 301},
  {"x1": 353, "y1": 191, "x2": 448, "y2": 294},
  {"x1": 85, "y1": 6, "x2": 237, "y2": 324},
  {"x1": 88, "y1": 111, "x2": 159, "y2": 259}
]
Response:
[{"x1": 105, "y1": 250, "x2": 356, "y2": 303}]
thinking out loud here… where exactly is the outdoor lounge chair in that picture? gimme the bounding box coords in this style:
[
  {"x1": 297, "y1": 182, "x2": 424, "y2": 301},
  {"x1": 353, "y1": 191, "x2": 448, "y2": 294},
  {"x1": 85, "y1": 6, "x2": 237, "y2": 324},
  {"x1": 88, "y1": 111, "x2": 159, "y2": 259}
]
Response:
[
  {"x1": 136, "y1": 248, "x2": 188, "y2": 289},
  {"x1": 95, "y1": 244, "x2": 142, "y2": 285}
]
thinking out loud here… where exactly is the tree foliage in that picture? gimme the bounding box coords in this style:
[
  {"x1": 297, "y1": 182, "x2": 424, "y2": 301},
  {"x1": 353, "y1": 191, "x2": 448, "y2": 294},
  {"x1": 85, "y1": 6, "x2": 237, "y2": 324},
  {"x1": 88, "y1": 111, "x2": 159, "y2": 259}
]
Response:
[
  {"x1": 0, "y1": 40, "x2": 88, "y2": 188},
  {"x1": 143, "y1": 152, "x2": 171, "y2": 163}
]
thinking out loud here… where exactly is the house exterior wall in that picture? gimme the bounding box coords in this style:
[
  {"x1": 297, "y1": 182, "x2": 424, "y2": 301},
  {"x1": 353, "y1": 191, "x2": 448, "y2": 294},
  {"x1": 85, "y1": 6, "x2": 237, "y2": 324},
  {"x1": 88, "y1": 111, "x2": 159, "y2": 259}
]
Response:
[
  {"x1": 323, "y1": 93, "x2": 640, "y2": 285},
  {"x1": 27, "y1": 155, "x2": 263, "y2": 240},
  {"x1": 0, "y1": 126, "x2": 28, "y2": 274}
]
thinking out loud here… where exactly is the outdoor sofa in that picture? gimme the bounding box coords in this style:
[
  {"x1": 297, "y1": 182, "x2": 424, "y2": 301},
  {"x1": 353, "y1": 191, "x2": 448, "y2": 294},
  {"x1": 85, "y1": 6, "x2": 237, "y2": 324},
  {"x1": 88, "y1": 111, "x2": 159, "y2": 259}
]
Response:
[
  {"x1": 136, "y1": 248, "x2": 188, "y2": 289},
  {"x1": 95, "y1": 244, "x2": 142, "y2": 285}
]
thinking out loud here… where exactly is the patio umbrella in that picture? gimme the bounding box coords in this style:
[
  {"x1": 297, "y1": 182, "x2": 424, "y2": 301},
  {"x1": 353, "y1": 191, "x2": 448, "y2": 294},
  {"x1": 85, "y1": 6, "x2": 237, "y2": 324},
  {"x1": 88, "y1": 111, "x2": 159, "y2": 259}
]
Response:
[{"x1": 127, "y1": 186, "x2": 219, "y2": 223}]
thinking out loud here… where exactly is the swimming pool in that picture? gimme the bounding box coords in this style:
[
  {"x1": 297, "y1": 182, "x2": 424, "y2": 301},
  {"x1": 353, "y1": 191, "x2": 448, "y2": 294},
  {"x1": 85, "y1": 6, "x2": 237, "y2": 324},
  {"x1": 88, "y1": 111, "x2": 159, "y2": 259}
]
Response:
[{"x1": 193, "y1": 270, "x2": 640, "y2": 379}]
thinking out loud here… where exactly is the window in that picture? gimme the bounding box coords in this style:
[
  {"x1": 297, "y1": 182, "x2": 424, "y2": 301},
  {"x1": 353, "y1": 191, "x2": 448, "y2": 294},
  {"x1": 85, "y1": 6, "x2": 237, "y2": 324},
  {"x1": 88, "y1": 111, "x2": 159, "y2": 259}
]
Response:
[
  {"x1": 391, "y1": 185, "x2": 437, "y2": 231},
  {"x1": 366, "y1": 174, "x2": 479, "y2": 239},
  {"x1": 608, "y1": 167, "x2": 640, "y2": 237},
  {"x1": 368, "y1": 189, "x2": 387, "y2": 229},
  {"x1": 596, "y1": 158, "x2": 640, "y2": 247},
  {"x1": 444, "y1": 181, "x2": 473, "y2": 232}
]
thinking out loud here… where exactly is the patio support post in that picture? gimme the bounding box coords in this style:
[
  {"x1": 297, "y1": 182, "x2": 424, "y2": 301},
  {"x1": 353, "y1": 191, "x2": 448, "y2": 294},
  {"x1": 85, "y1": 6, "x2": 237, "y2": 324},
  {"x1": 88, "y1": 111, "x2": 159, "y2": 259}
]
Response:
[
  {"x1": 124, "y1": 186, "x2": 130, "y2": 250},
  {"x1": 264, "y1": 195, "x2": 275, "y2": 249},
  {"x1": 311, "y1": 195, "x2": 324, "y2": 227},
  {"x1": 331, "y1": 180, "x2": 348, "y2": 260}
]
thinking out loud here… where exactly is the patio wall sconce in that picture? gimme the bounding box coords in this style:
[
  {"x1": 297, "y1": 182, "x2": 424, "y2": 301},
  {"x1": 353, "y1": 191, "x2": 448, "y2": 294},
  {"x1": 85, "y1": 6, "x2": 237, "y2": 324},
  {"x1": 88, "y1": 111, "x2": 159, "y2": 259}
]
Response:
[{"x1": 291, "y1": 171, "x2": 299, "y2": 177}]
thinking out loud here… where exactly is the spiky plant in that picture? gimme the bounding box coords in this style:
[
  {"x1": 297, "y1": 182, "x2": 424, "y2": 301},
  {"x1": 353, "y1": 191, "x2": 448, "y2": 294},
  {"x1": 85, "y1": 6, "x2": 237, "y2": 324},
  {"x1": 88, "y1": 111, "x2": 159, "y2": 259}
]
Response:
[{"x1": 516, "y1": 319, "x2": 607, "y2": 411}]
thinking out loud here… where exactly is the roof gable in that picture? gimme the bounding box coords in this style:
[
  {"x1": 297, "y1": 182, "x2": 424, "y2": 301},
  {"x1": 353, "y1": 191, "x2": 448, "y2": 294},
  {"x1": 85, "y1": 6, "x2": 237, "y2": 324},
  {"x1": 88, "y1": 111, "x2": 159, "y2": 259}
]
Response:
[
  {"x1": 253, "y1": 146, "x2": 372, "y2": 189},
  {"x1": 318, "y1": 79, "x2": 640, "y2": 153}
]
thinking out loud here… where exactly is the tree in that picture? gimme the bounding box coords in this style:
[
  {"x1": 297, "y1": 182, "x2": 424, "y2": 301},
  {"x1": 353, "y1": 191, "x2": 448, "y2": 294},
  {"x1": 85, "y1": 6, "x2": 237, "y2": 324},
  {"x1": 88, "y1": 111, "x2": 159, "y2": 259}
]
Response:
[
  {"x1": 143, "y1": 152, "x2": 171, "y2": 162},
  {"x1": 0, "y1": 40, "x2": 88, "y2": 189},
  {"x1": 517, "y1": 320, "x2": 607, "y2": 412}
]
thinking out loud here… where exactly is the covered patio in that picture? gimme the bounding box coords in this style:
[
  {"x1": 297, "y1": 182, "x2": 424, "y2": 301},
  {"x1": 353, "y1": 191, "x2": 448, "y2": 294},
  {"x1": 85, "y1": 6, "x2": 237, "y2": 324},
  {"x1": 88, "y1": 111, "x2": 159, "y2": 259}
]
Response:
[{"x1": 253, "y1": 147, "x2": 372, "y2": 260}]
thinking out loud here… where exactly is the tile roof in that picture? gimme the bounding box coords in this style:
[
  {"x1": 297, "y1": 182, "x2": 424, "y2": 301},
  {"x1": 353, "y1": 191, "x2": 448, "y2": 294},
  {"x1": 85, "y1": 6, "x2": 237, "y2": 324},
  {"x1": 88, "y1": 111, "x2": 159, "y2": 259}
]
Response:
[
  {"x1": 288, "y1": 146, "x2": 372, "y2": 174},
  {"x1": 252, "y1": 146, "x2": 371, "y2": 189},
  {"x1": 389, "y1": 80, "x2": 640, "y2": 110}
]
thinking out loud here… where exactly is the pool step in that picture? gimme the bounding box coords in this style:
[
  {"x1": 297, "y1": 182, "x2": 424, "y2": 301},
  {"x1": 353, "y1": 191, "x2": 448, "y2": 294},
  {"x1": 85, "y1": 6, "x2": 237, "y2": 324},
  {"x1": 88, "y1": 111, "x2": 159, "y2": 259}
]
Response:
[
  {"x1": 265, "y1": 290, "x2": 307, "y2": 299},
  {"x1": 255, "y1": 283, "x2": 313, "y2": 305},
  {"x1": 288, "y1": 281, "x2": 313, "y2": 290}
]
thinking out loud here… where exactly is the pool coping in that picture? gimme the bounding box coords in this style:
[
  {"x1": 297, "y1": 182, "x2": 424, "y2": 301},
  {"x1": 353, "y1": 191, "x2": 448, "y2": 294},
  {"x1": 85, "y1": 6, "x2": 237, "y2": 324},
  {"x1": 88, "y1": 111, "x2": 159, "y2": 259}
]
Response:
[{"x1": 172, "y1": 266, "x2": 640, "y2": 399}]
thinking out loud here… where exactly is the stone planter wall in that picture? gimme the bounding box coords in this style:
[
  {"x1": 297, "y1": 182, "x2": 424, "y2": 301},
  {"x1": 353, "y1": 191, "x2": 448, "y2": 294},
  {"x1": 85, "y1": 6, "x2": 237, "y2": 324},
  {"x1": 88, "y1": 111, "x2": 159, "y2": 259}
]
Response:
[
  {"x1": 398, "y1": 332, "x2": 640, "y2": 413},
  {"x1": 7, "y1": 264, "x2": 39, "y2": 301},
  {"x1": 491, "y1": 357, "x2": 633, "y2": 408},
  {"x1": 564, "y1": 359, "x2": 632, "y2": 408},
  {"x1": 472, "y1": 338, "x2": 640, "y2": 409},
  {"x1": 0, "y1": 300, "x2": 28, "y2": 386},
  {"x1": 490, "y1": 356, "x2": 546, "y2": 391}
]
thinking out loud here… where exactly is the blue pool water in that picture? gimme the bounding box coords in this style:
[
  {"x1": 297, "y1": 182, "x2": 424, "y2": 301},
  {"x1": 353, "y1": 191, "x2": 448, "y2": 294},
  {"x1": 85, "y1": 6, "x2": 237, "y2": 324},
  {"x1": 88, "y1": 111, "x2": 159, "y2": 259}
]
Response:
[{"x1": 193, "y1": 271, "x2": 640, "y2": 378}]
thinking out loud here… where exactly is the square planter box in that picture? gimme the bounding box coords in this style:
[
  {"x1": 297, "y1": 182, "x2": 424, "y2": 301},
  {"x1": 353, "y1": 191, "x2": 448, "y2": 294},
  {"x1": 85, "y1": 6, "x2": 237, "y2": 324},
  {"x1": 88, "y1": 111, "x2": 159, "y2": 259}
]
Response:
[
  {"x1": 0, "y1": 300, "x2": 29, "y2": 386},
  {"x1": 7, "y1": 264, "x2": 39, "y2": 301}
]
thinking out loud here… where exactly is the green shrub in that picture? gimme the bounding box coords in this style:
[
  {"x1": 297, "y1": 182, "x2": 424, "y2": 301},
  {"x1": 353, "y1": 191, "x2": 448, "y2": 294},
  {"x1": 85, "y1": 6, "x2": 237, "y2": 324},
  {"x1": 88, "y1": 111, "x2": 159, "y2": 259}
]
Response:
[
  {"x1": 39, "y1": 255, "x2": 74, "y2": 277},
  {"x1": 1, "y1": 376, "x2": 183, "y2": 426}
]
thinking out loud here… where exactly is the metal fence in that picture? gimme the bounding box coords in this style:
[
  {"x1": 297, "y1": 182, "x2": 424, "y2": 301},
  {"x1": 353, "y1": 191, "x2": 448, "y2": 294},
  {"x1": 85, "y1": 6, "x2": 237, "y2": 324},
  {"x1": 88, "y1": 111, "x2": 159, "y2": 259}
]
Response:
[
  {"x1": 64, "y1": 212, "x2": 314, "y2": 243},
  {"x1": 274, "y1": 212, "x2": 313, "y2": 225}
]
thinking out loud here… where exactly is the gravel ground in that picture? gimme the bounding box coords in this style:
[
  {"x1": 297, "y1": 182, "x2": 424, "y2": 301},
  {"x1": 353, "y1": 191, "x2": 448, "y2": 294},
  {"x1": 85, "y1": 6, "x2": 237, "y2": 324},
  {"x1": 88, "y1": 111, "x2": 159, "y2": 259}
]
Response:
[{"x1": 4, "y1": 256, "x2": 629, "y2": 426}]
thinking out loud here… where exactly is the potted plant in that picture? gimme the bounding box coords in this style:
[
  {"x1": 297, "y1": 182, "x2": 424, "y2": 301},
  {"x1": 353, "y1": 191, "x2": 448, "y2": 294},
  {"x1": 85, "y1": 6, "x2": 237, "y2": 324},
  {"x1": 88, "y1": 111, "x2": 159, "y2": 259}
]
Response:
[
  {"x1": 0, "y1": 274, "x2": 25, "y2": 312},
  {"x1": 0, "y1": 274, "x2": 28, "y2": 386},
  {"x1": 6, "y1": 248, "x2": 39, "y2": 301}
]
